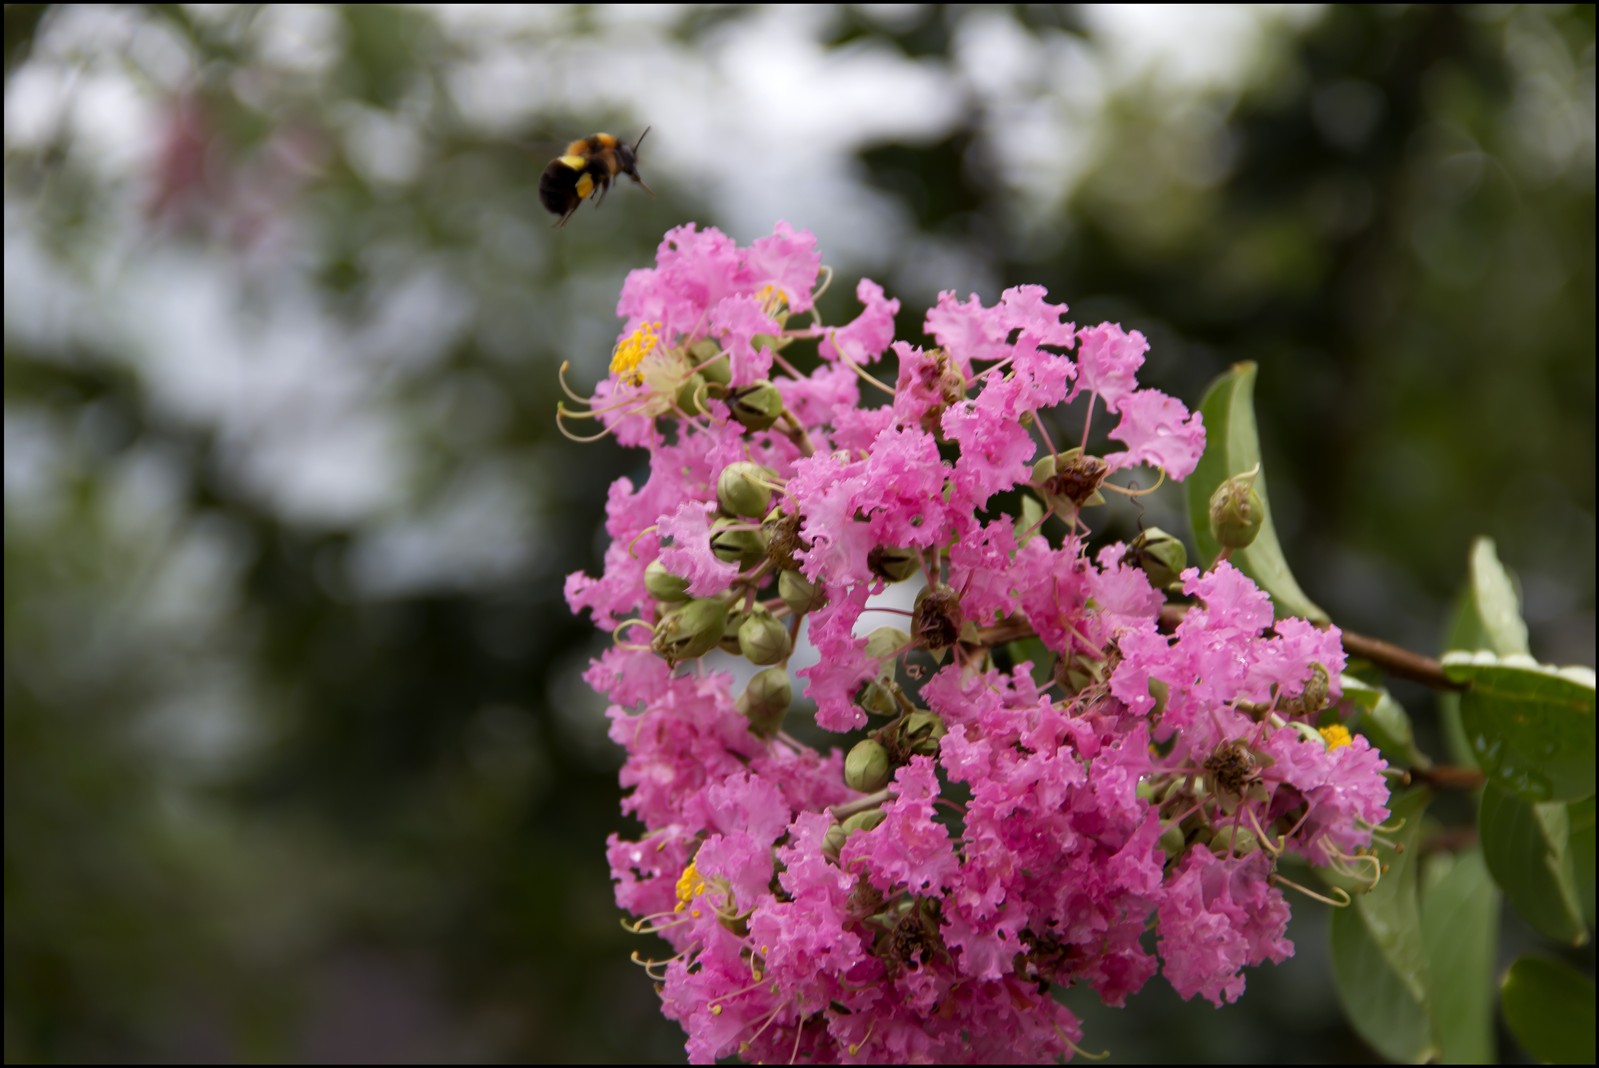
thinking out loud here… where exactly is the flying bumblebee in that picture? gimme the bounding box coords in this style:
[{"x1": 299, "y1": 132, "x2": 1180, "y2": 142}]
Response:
[{"x1": 539, "y1": 128, "x2": 654, "y2": 228}]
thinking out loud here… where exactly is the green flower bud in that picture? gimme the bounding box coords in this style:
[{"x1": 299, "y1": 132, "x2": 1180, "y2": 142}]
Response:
[
  {"x1": 855, "y1": 677, "x2": 900, "y2": 718},
  {"x1": 845, "y1": 739, "x2": 893, "y2": 793},
  {"x1": 652, "y1": 598, "x2": 728, "y2": 665},
  {"x1": 1158, "y1": 821, "x2": 1188, "y2": 858},
  {"x1": 737, "y1": 666, "x2": 791, "y2": 738},
  {"x1": 841, "y1": 809, "x2": 887, "y2": 835},
  {"x1": 751, "y1": 332, "x2": 786, "y2": 354},
  {"x1": 899, "y1": 710, "x2": 947, "y2": 757},
  {"x1": 717, "y1": 462, "x2": 775, "y2": 518},
  {"x1": 1208, "y1": 469, "x2": 1264, "y2": 550},
  {"x1": 778, "y1": 569, "x2": 825, "y2": 614},
  {"x1": 1209, "y1": 825, "x2": 1261, "y2": 858},
  {"x1": 747, "y1": 665, "x2": 792, "y2": 710},
  {"x1": 728, "y1": 380, "x2": 784, "y2": 431},
  {"x1": 867, "y1": 545, "x2": 920, "y2": 583},
  {"x1": 674, "y1": 373, "x2": 708, "y2": 416},
  {"x1": 1183, "y1": 814, "x2": 1214, "y2": 843},
  {"x1": 863, "y1": 626, "x2": 912, "y2": 661},
  {"x1": 1033, "y1": 447, "x2": 1108, "y2": 511},
  {"x1": 709, "y1": 518, "x2": 766, "y2": 567},
  {"x1": 718, "y1": 609, "x2": 747, "y2": 654},
  {"x1": 1158, "y1": 775, "x2": 1197, "y2": 808},
  {"x1": 1129, "y1": 527, "x2": 1188, "y2": 589},
  {"x1": 1135, "y1": 778, "x2": 1157, "y2": 803},
  {"x1": 738, "y1": 608, "x2": 792, "y2": 666},
  {"x1": 822, "y1": 822, "x2": 848, "y2": 858},
  {"x1": 690, "y1": 343, "x2": 732, "y2": 387},
  {"x1": 643, "y1": 559, "x2": 691, "y2": 603}
]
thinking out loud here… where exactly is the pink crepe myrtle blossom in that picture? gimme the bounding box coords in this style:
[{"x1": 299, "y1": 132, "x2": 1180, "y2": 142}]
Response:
[{"x1": 564, "y1": 222, "x2": 1391, "y2": 1063}]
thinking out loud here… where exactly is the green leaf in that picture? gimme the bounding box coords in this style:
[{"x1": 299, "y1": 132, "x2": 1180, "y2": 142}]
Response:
[
  {"x1": 1330, "y1": 789, "x2": 1438, "y2": 1062},
  {"x1": 1340, "y1": 675, "x2": 1427, "y2": 769},
  {"x1": 1440, "y1": 582, "x2": 1488, "y2": 768},
  {"x1": 1337, "y1": 674, "x2": 1383, "y2": 712},
  {"x1": 1420, "y1": 849, "x2": 1499, "y2": 1064},
  {"x1": 1570, "y1": 796, "x2": 1596, "y2": 929},
  {"x1": 1442, "y1": 586, "x2": 1490, "y2": 658},
  {"x1": 1440, "y1": 540, "x2": 1535, "y2": 768},
  {"x1": 1186, "y1": 362, "x2": 1327, "y2": 623},
  {"x1": 1443, "y1": 651, "x2": 1597, "y2": 802},
  {"x1": 1480, "y1": 782, "x2": 1589, "y2": 945},
  {"x1": 1501, "y1": 956, "x2": 1597, "y2": 1065},
  {"x1": 1003, "y1": 636, "x2": 1053, "y2": 690},
  {"x1": 1466, "y1": 539, "x2": 1531, "y2": 656}
]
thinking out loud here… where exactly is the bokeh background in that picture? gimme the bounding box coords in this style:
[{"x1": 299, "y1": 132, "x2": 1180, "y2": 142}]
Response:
[{"x1": 5, "y1": 4, "x2": 1593, "y2": 1063}]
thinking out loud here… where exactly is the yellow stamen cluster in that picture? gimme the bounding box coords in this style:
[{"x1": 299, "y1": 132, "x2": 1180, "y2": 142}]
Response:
[
  {"x1": 611, "y1": 321, "x2": 663, "y2": 386},
  {"x1": 675, "y1": 860, "x2": 707, "y2": 916},
  {"x1": 1318, "y1": 724, "x2": 1353, "y2": 750},
  {"x1": 756, "y1": 285, "x2": 788, "y2": 316}
]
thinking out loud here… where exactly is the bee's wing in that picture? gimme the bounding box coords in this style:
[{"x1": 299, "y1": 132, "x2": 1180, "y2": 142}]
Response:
[{"x1": 509, "y1": 131, "x2": 575, "y2": 156}]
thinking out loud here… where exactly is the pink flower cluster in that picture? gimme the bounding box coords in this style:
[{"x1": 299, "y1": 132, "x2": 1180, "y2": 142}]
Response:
[{"x1": 563, "y1": 222, "x2": 1391, "y2": 1063}]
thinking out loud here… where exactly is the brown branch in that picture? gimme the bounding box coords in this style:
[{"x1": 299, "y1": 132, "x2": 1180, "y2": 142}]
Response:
[
  {"x1": 1334, "y1": 627, "x2": 1466, "y2": 692},
  {"x1": 1407, "y1": 765, "x2": 1487, "y2": 792},
  {"x1": 973, "y1": 619, "x2": 1040, "y2": 646},
  {"x1": 1418, "y1": 824, "x2": 1481, "y2": 855}
]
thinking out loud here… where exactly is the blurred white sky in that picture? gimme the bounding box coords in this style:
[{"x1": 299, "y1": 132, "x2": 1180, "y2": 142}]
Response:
[
  {"x1": 7, "y1": 4, "x2": 1592, "y2": 763},
  {"x1": 4, "y1": 4, "x2": 1312, "y2": 574}
]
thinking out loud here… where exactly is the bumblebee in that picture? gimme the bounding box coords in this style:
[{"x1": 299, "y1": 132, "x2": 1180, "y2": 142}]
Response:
[{"x1": 539, "y1": 128, "x2": 654, "y2": 228}]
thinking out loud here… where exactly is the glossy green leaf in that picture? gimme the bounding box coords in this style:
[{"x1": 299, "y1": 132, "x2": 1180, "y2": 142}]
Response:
[
  {"x1": 1479, "y1": 782, "x2": 1587, "y2": 945},
  {"x1": 1442, "y1": 583, "x2": 1490, "y2": 654},
  {"x1": 1440, "y1": 581, "x2": 1487, "y2": 768},
  {"x1": 1186, "y1": 362, "x2": 1327, "y2": 623},
  {"x1": 1338, "y1": 674, "x2": 1383, "y2": 712},
  {"x1": 1420, "y1": 849, "x2": 1499, "y2": 1064},
  {"x1": 1330, "y1": 789, "x2": 1437, "y2": 1062},
  {"x1": 1444, "y1": 651, "x2": 1597, "y2": 802},
  {"x1": 1341, "y1": 675, "x2": 1426, "y2": 768},
  {"x1": 1440, "y1": 541, "x2": 1534, "y2": 769},
  {"x1": 1501, "y1": 956, "x2": 1597, "y2": 1065},
  {"x1": 1570, "y1": 796, "x2": 1596, "y2": 929},
  {"x1": 1466, "y1": 538, "x2": 1531, "y2": 656}
]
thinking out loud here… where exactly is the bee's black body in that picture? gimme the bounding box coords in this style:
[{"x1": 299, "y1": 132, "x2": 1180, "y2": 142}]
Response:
[{"x1": 539, "y1": 128, "x2": 653, "y2": 228}]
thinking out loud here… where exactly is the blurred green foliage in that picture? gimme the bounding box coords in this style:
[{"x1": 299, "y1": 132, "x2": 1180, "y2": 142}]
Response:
[{"x1": 5, "y1": 4, "x2": 1592, "y2": 1062}]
